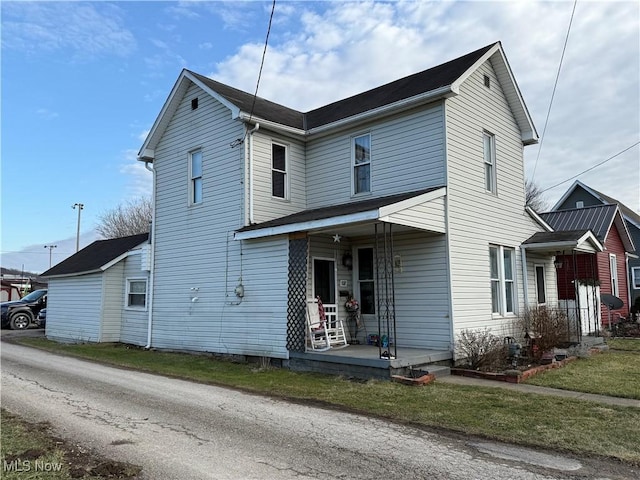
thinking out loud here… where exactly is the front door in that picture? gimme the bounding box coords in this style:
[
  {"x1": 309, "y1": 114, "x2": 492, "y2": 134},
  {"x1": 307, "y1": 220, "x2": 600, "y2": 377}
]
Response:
[{"x1": 313, "y1": 258, "x2": 336, "y2": 304}]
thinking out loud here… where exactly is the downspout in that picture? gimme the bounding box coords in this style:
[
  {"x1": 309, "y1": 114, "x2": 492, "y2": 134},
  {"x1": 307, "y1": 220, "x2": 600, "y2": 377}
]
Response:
[
  {"x1": 144, "y1": 160, "x2": 156, "y2": 349},
  {"x1": 247, "y1": 123, "x2": 260, "y2": 224},
  {"x1": 521, "y1": 246, "x2": 529, "y2": 306}
]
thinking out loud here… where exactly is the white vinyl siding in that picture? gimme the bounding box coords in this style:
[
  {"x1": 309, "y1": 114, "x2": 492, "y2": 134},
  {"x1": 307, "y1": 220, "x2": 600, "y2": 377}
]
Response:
[
  {"x1": 307, "y1": 231, "x2": 451, "y2": 350},
  {"x1": 120, "y1": 253, "x2": 150, "y2": 346},
  {"x1": 251, "y1": 130, "x2": 306, "y2": 223},
  {"x1": 46, "y1": 273, "x2": 104, "y2": 343},
  {"x1": 446, "y1": 59, "x2": 546, "y2": 337},
  {"x1": 151, "y1": 82, "x2": 289, "y2": 358},
  {"x1": 100, "y1": 262, "x2": 124, "y2": 342},
  {"x1": 306, "y1": 103, "x2": 446, "y2": 209}
]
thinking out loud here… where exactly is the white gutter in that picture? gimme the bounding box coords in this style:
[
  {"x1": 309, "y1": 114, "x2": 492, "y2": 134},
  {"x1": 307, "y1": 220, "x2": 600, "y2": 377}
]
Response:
[
  {"x1": 235, "y1": 209, "x2": 380, "y2": 241},
  {"x1": 144, "y1": 160, "x2": 156, "y2": 349},
  {"x1": 247, "y1": 123, "x2": 260, "y2": 224},
  {"x1": 238, "y1": 113, "x2": 304, "y2": 137}
]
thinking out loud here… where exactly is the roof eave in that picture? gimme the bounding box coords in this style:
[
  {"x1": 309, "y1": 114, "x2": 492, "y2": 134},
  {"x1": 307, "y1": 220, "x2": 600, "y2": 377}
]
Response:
[
  {"x1": 306, "y1": 85, "x2": 456, "y2": 138},
  {"x1": 237, "y1": 112, "x2": 306, "y2": 137}
]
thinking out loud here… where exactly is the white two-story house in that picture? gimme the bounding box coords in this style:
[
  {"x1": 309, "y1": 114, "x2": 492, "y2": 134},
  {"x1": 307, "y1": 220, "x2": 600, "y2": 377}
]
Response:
[{"x1": 135, "y1": 41, "x2": 563, "y2": 377}]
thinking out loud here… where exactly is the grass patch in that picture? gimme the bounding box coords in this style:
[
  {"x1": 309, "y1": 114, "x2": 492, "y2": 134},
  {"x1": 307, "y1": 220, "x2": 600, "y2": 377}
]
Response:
[
  {"x1": 13, "y1": 337, "x2": 640, "y2": 465},
  {"x1": 1, "y1": 409, "x2": 140, "y2": 479},
  {"x1": 525, "y1": 339, "x2": 640, "y2": 400}
]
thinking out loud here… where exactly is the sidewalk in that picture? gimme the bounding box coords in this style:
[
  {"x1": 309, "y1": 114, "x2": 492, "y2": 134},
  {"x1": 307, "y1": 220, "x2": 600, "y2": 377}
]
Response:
[{"x1": 438, "y1": 374, "x2": 640, "y2": 408}]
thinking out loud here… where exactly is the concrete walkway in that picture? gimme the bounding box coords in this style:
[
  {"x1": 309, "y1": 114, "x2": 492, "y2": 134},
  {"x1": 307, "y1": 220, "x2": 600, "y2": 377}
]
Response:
[{"x1": 438, "y1": 374, "x2": 640, "y2": 408}]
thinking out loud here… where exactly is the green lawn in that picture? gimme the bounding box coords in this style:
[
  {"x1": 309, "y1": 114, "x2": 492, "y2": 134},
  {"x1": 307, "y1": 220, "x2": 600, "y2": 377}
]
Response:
[
  {"x1": 11, "y1": 337, "x2": 640, "y2": 465},
  {"x1": 525, "y1": 339, "x2": 640, "y2": 400}
]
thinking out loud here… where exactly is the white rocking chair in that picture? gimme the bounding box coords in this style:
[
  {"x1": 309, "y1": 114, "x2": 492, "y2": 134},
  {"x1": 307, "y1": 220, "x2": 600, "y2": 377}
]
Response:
[{"x1": 306, "y1": 299, "x2": 348, "y2": 351}]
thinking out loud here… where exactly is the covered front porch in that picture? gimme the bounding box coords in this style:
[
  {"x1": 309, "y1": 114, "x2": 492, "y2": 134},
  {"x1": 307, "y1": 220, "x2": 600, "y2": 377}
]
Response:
[{"x1": 236, "y1": 187, "x2": 454, "y2": 378}]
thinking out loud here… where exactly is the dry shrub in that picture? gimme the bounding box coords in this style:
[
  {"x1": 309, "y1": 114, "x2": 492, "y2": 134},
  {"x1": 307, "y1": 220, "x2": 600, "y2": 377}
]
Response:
[
  {"x1": 456, "y1": 328, "x2": 506, "y2": 370},
  {"x1": 519, "y1": 306, "x2": 570, "y2": 360}
]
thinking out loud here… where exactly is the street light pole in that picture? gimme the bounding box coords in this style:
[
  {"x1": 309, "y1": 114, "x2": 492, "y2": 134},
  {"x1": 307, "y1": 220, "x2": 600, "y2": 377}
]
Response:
[
  {"x1": 44, "y1": 245, "x2": 57, "y2": 268},
  {"x1": 72, "y1": 203, "x2": 84, "y2": 252}
]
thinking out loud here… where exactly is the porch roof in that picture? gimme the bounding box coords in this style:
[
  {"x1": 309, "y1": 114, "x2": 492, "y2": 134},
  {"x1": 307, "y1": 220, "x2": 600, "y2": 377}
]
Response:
[
  {"x1": 235, "y1": 187, "x2": 446, "y2": 240},
  {"x1": 522, "y1": 229, "x2": 604, "y2": 254}
]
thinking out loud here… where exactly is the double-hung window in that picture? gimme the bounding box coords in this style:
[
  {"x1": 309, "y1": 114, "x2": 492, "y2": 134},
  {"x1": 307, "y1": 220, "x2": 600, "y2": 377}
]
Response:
[
  {"x1": 489, "y1": 245, "x2": 515, "y2": 315},
  {"x1": 126, "y1": 278, "x2": 147, "y2": 309},
  {"x1": 633, "y1": 267, "x2": 640, "y2": 290},
  {"x1": 190, "y1": 149, "x2": 203, "y2": 204},
  {"x1": 483, "y1": 132, "x2": 496, "y2": 193},
  {"x1": 610, "y1": 254, "x2": 619, "y2": 296},
  {"x1": 353, "y1": 133, "x2": 371, "y2": 195},
  {"x1": 535, "y1": 265, "x2": 546, "y2": 305},
  {"x1": 357, "y1": 247, "x2": 375, "y2": 314},
  {"x1": 271, "y1": 143, "x2": 287, "y2": 199}
]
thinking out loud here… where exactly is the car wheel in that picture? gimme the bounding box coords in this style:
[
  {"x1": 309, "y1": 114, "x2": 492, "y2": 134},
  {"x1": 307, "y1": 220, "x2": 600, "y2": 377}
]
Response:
[{"x1": 10, "y1": 312, "x2": 31, "y2": 330}]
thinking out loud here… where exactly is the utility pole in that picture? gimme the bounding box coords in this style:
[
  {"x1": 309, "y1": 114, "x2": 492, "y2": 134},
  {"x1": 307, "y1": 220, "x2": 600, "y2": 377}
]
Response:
[
  {"x1": 44, "y1": 245, "x2": 57, "y2": 268},
  {"x1": 72, "y1": 203, "x2": 84, "y2": 252}
]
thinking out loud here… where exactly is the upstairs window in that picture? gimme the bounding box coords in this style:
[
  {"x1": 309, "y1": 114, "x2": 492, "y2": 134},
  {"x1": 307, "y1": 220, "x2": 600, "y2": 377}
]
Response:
[
  {"x1": 489, "y1": 245, "x2": 515, "y2": 315},
  {"x1": 190, "y1": 149, "x2": 202, "y2": 204},
  {"x1": 353, "y1": 133, "x2": 371, "y2": 195},
  {"x1": 272, "y1": 143, "x2": 287, "y2": 199},
  {"x1": 483, "y1": 132, "x2": 496, "y2": 193}
]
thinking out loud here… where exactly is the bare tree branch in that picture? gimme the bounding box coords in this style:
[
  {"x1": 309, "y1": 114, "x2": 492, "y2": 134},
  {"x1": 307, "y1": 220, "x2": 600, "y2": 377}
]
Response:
[
  {"x1": 96, "y1": 197, "x2": 152, "y2": 239},
  {"x1": 525, "y1": 179, "x2": 550, "y2": 212}
]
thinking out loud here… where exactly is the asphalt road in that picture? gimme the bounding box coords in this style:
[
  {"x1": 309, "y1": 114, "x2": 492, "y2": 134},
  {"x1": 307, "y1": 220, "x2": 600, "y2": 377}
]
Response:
[{"x1": 0, "y1": 334, "x2": 635, "y2": 480}]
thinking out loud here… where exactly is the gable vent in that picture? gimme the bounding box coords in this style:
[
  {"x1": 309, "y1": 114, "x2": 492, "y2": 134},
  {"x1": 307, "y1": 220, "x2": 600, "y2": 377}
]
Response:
[
  {"x1": 483, "y1": 75, "x2": 490, "y2": 88},
  {"x1": 191, "y1": 98, "x2": 199, "y2": 110}
]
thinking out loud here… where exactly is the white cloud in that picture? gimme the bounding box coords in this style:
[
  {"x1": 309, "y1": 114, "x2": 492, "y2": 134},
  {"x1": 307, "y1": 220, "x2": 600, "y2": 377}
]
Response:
[
  {"x1": 120, "y1": 150, "x2": 153, "y2": 199},
  {"x1": 207, "y1": 0, "x2": 638, "y2": 212},
  {"x1": 35, "y1": 108, "x2": 59, "y2": 120},
  {"x1": 2, "y1": 2, "x2": 136, "y2": 59}
]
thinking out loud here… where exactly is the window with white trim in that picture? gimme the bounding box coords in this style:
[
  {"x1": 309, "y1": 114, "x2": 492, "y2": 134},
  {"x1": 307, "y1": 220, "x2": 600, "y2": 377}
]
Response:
[
  {"x1": 610, "y1": 254, "x2": 619, "y2": 296},
  {"x1": 357, "y1": 247, "x2": 375, "y2": 314},
  {"x1": 352, "y1": 133, "x2": 371, "y2": 195},
  {"x1": 126, "y1": 279, "x2": 147, "y2": 309},
  {"x1": 632, "y1": 267, "x2": 640, "y2": 289},
  {"x1": 271, "y1": 143, "x2": 287, "y2": 199},
  {"x1": 189, "y1": 149, "x2": 203, "y2": 204},
  {"x1": 535, "y1": 265, "x2": 546, "y2": 305},
  {"x1": 489, "y1": 245, "x2": 516, "y2": 315},
  {"x1": 483, "y1": 131, "x2": 496, "y2": 193}
]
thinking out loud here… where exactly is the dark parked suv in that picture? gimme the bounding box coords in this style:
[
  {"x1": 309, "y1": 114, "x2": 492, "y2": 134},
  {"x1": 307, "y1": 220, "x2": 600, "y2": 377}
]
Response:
[{"x1": 1, "y1": 289, "x2": 47, "y2": 330}]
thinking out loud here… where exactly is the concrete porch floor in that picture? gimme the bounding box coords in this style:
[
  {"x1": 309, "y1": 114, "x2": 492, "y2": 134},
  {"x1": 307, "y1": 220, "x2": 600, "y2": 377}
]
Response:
[{"x1": 288, "y1": 344, "x2": 452, "y2": 379}]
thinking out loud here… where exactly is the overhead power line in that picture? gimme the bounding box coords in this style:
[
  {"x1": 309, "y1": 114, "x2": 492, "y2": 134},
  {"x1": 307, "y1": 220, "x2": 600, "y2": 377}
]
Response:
[
  {"x1": 540, "y1": 141, "x2": 640, "y2": 193},
  {"x1": 531, "y1": 0, "x2": 578, "y2": 181},
  {"x1": 247, "y1": 0, "x2": 276, "y2": 123}
]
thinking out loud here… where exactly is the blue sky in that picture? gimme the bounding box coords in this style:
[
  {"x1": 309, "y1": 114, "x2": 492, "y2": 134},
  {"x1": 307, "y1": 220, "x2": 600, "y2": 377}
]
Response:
[{"x1": 2, "y1": 0, "x2": 639, "y2": 273}]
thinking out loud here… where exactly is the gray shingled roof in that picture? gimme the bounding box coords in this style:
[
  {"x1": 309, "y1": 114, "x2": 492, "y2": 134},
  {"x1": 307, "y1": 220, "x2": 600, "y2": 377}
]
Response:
[
  {"x1": 237, "y1": 187, "x2": 443, "y2": 233},
  {"x1": 522, "y1": 230, "x2": 593, "y2": 245},
  {"x1": 41, "y1": 233, "x2": 148, "y2": 277},
  {"x1": 540, "y1": 205, "x2": 618, "y2": 242},
  {"x1": 189, "y1": 43, "x2": 495, "y2": 131}
]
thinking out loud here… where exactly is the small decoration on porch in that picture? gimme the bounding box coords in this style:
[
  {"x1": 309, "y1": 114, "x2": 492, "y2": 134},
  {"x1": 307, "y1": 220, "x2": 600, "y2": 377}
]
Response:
[
  {"x1": 332, "y1": 233, "x2": 342, "y2": 243},
  {"x1": 345, "y1": 296, "x2": 359, "y2": 312}
]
